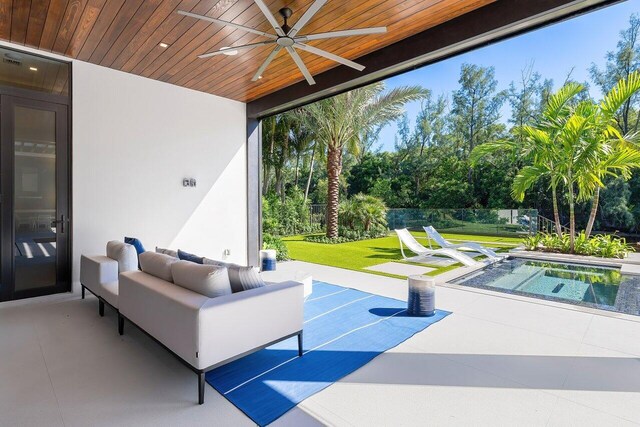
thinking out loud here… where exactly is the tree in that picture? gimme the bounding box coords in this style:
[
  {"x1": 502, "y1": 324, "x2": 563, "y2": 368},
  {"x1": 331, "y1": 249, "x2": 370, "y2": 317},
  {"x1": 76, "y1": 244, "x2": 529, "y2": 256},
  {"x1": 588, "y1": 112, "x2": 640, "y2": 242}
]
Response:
[
  {"x1": 574, "y1": 71, "x2": 640, "y2": 237},
  {"x1": 450, "y1": 64, "x2": 507, "y2": 190},
  {"x1": 471, "y1": 83, "x2": 586, "y2": 238},
  {"x1": 590, "y1": 14, "x2": 640, "y2": 135},
  {"x1": 262, "y1": 113, "x2": 293, "y2": 198},
  {"x1": 473, "y1": 73, "x2": 640, "y2": 252},
  {"x1": 508, "y1": 62, "x2": 544, "y2": 138},
  {"x1": 450, "y1": 64, "x2": 507, "y2": 158},
  {"x1": 304, "y1": 82, "x2": 428, "y2": 238},
  {"x1": 414, "y1": 93, "x2": 448, "y2": 155},
  {"x1": 287, "y1": 110, "x2": 315, "y2": 187}
]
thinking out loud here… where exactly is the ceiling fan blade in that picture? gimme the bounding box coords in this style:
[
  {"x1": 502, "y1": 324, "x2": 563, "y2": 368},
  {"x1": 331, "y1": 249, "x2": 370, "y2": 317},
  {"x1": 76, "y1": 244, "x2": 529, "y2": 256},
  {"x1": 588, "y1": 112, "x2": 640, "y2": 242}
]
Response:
[
  {"x1": 296, "y1": 27, "x2": 387, "y2": 41},
  {"x1": 178, "y1": 10, "x2": 276, "y2": 39},
  {"x1": 287, "y1": 0, "x2": 327, "y2": 38},
  {"x1": 295, "y1": 43, "x2": 364, "y2": 71},
  {"x1": 253, "y1": 0, "x2": 286, "y2": 37},
  {"x1": 198, "y1": 41, "x2": 275, "y2": 58},
  {"x1": 252, "y1": 45, "x2": 283, "y2": 81},
  {"x1": 286, "y1": 46, "x2": 315, "y2": 85}
]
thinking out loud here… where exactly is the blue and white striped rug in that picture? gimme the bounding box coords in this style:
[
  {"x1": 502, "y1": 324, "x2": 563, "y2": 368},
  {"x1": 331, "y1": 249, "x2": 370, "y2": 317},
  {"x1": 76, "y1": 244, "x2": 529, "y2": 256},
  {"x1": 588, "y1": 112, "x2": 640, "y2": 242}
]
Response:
[{"x1": 206, "y1": 281, "x2": 451, "y2": 426}]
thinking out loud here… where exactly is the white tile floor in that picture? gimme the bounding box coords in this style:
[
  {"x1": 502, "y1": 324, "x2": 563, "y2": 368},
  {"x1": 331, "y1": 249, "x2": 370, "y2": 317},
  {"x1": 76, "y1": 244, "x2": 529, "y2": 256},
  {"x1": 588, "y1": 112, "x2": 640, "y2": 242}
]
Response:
[
  {"x1": 363, "y1": 261, "x2": 435, "y2": 276},
  {"x1": 2, "y1": 260, "x2": 640, "y2": 426}
]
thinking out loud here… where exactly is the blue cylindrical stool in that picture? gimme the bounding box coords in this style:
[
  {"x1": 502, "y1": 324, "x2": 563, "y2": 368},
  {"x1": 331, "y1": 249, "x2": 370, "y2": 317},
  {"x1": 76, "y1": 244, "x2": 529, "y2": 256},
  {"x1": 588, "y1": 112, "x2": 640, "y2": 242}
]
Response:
[
  {"x1": 260, "y1": 249, "x2": 277, "y2": 271},
  {"x1": 407, "y1": 275, "x2": 436, "y2": 317}
]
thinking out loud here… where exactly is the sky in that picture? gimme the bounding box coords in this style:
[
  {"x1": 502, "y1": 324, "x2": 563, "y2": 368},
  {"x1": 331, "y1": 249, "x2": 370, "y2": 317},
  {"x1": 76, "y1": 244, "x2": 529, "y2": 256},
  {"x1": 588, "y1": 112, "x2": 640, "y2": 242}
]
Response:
[{"x1": 377, "y1": 0, "x2": 640, "y2": 152}]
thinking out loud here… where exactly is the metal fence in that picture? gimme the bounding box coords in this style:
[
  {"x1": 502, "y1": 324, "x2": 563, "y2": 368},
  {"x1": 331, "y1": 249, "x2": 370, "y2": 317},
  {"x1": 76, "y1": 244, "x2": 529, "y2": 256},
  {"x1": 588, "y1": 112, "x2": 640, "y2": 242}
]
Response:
[
  {"x1": 309, "y1": 204, "x2": 327, "y2": 229},
  {"x1": 387, "y1": 209, "x2": 538, "y2": 237},
  {"x1": 309, "y1": 205, "x2": 538, "y2": 237}
]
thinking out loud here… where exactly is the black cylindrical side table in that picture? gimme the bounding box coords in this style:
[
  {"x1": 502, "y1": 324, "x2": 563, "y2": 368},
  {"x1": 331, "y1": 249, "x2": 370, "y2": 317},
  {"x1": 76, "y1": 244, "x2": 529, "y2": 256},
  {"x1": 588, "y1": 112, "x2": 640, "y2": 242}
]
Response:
[{"x1": 407, "y1": 275, "x2": 436, "y2": 317}]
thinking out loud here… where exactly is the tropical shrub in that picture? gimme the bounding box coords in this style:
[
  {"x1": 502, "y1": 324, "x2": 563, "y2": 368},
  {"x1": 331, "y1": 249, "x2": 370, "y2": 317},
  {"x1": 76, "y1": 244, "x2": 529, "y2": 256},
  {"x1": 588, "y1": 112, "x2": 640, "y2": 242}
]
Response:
[
  {"x1": 339, "y1": 194, "x2": 388, "y2": 233},
  {"x1": 262, "y1": 233, "x2": 290, "y2": 261},
  {"x1": 305, "y1": 229, "x2": 388, "y2": 244},
  {"x1": 523, "y1": 232, "x2": 632, "y2": 258},
  {"x1": 262, "y1": 188, "x2": 321, "y2": 236}
]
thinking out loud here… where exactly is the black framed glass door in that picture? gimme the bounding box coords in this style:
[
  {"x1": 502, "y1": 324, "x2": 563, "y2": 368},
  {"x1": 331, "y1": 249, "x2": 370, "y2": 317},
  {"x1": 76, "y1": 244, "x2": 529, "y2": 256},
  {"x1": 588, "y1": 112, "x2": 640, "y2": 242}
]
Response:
[{"x1": 0, "y1": 95, "x2": 70, "y2": 301}]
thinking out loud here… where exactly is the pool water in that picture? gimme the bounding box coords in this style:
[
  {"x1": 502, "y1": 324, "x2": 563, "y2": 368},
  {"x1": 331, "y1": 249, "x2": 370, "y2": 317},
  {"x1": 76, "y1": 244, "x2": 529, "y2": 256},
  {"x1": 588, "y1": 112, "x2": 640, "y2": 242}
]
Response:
[{"x1": 452, "y1": 259, "x2": 639, "y2": 313}]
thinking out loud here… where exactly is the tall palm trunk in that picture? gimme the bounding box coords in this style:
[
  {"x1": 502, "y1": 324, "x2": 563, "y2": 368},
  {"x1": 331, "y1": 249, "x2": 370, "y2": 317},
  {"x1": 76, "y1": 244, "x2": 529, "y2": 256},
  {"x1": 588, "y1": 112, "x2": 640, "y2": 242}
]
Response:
[
  {"x1": 294, "y1": 153, "x2": 301, "y2": 187},
  {"x1": 567, "y1": 179, "x2": 576, "y2": 253},
  {"x1": 262, "y1": 165, "x2": 271, "y2": 195},
  {"x1": 326, "y1": 142, "x2": 342, "y2": 238},
  {"x1": 304, "y1": 145, "x2": 316, "y2": 202},
  {"x1": 585, "y1": 187, "x2": 600, "y2": 238},
  {"x1": 551, "y1": 184, "x2": 563, "y2": 236}
]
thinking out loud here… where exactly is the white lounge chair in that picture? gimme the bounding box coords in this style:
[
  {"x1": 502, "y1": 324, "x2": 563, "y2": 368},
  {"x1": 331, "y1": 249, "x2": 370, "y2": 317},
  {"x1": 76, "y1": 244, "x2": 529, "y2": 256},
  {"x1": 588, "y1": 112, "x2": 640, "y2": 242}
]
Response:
[
  {"x1": 423, "y1": 225, "x2": 503, "y2": 260},
  {"x1": 395, "y1": 228, "x2": 481, "y2": 267}
]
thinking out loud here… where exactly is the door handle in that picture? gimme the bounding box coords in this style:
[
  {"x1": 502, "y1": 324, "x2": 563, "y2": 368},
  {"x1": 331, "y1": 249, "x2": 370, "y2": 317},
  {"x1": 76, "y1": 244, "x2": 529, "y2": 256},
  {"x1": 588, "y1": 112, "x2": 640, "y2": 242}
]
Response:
[{"x1": 51, "y1": 214, "x2": 68, "y2": 234}]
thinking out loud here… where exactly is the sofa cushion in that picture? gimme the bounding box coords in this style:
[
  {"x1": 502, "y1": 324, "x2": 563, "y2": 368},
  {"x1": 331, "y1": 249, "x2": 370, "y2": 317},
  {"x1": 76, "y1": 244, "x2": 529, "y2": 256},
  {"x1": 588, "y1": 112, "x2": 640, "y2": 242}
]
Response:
[
  {"x1": 178, "y1": 249, "x2": 204, "y2": 264},
  {"x1": 203, "y1": 258, "x2": 265, "y2": 293},
  {"x1": 106, "y1": 241, "x2": 138, "y2": 273},
  {"x1": 139, "y1": 251, "x2": 178, "y2": 282},
  {"x1": 156, "y1": 247, "x2": 178, "y2": 258},
  {"x1": 171, "y1": 261, "x2": 232, "y2": 298}
]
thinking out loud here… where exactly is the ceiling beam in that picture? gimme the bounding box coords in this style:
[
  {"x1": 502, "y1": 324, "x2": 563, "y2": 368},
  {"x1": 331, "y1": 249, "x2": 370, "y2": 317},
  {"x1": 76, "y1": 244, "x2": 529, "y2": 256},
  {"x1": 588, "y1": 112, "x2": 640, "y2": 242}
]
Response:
[{"x1": 247, "y1": 0, "x2": 624, "y2": 119}]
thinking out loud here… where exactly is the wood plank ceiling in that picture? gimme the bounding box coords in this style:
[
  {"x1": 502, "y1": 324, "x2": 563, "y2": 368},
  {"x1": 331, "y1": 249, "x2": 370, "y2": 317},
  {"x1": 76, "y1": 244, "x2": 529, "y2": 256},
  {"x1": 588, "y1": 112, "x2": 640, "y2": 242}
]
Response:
[{"x1": 0, "y1": 0, "x2": 496, "y2": 103}]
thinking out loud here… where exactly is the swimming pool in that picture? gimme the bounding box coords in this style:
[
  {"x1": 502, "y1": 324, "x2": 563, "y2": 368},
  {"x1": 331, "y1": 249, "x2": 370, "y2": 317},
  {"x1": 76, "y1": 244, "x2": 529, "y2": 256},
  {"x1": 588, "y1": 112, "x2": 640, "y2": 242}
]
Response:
[{"x1": 451, "y1": 258, "x2": 640, "y2": 315}]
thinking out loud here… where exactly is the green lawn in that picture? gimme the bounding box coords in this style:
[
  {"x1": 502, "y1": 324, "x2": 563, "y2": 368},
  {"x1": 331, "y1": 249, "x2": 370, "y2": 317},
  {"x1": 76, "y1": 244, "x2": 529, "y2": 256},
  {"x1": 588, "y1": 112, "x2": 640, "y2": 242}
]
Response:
[{"x1": 283, "y1": 231, "x2": 523, "y2": 279}]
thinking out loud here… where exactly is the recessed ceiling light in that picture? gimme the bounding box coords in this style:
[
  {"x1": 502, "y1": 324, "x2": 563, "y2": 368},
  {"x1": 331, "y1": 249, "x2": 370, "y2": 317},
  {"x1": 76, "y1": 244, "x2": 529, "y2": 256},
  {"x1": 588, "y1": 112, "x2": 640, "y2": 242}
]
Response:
[
  {"x1": 159, "y1": 42, "x2": 169, "y2": 48},
  {"x1": 29, "y1": 67, "x2": 37, "y2": 71},
  {"x1": 258, "y1": 75, "x2": 262, "y2": 79},
  {"x1": 220, "y1": 46, "x2": 238, "y2": 56}
]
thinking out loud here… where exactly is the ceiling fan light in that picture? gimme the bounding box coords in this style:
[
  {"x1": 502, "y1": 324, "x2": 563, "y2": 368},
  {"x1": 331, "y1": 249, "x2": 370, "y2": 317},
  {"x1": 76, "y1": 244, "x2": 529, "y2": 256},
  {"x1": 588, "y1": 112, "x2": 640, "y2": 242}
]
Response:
[{"x1": 220, "y1": 47, "x2": 238, "y2": 56}]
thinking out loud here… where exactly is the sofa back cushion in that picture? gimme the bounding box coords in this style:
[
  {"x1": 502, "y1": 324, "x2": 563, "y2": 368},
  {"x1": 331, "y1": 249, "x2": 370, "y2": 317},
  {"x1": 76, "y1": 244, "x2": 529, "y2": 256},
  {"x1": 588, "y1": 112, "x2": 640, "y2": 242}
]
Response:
[
  {"x1": 139, "y1": 251, "x2": 178, "y2": 282},
  {"x1": 203, "y1": 258, "x2": 265, "y2": 293},
  {"x1": 171, "y1": 261, "x2": 232, "y2": 298},
  {"x1": 106, "y1": 241, "x2": 138, "y2": 273}
]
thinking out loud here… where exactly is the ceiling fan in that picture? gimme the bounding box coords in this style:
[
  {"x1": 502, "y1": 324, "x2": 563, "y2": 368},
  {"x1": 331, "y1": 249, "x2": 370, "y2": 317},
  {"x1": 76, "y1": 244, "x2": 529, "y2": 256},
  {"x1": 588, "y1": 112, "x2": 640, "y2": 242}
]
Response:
[{"x1": 177, "y1": 0, "x2": 387, "y2": 85}]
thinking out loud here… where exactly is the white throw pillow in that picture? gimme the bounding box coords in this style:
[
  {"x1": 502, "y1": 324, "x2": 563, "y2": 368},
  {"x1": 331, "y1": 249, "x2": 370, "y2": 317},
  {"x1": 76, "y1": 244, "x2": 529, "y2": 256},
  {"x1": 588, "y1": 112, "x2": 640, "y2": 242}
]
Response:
[
  {"x1": 139, "y1": 252, "x2": 178, "y2": 282},
  {"x1": 203, "y1": 258, "x2": 265, "y2": 293},
  {"x1": 171, "y1": 261, "x2": 232, "y2": 298},
  {"x1": 106, "y1": 240, "x2": 138, "y2": 273}
]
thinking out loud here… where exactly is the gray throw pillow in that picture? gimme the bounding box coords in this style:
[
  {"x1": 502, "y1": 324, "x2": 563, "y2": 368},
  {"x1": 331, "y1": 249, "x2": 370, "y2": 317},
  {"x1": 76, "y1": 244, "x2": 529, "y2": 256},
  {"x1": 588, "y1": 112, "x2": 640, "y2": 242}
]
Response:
[
  {"x1": 171, "y1": 261, "x2": 232, "y2": 298},
  {"x1": 139, "y1": 252, "x2": 178, "y2": 282},
  {"x1": 203, "y1": 258, "x2": 265, "y2": 293},
  {"x1": 155, "y1": 247, "x2": 178, "y2": 258}
]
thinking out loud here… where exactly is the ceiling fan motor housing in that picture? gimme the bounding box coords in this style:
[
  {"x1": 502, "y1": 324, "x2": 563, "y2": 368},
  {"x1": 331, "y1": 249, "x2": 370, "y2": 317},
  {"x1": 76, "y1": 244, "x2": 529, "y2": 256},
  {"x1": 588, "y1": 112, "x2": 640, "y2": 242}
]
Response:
[{"x1": 279, "y1": 8, "x2": 293, "y2": 34}]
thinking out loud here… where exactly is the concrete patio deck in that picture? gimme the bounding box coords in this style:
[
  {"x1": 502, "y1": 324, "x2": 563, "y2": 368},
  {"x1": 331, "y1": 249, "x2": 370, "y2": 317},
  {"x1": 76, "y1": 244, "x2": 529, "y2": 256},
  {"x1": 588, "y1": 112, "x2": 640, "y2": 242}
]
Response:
[{"x1": 2, "y1": 261, "x2": 640, "y2": 426}]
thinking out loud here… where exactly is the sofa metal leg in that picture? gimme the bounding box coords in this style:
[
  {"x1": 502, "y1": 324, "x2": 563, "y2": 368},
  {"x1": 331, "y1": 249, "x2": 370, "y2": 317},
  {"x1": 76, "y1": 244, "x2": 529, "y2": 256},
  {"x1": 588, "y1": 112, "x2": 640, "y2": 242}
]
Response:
[
  {"x1": 99, "y1": 300, "x2": 104, "y2": 317},
  {"x1": 118, "y1": 313, "x2": 124, "y2": 335},
  {"x1": 81, "y1": 285, "x2": 85, "y2": 299},
  {"x1": 198, "y1": 372, "x2": 205, "y2": 405},
  {"x1": 298, "y1": 331, "x2": 303, "y2": 357}
]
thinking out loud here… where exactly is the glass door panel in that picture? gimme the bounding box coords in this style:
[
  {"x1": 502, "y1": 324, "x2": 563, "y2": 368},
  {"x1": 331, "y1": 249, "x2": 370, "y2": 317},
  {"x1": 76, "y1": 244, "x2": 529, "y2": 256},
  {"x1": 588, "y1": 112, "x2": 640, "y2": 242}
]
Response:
[
  {"x1": 1, "y1": 96, "x2": 69, "y2": 301},
  {"x1": 13, "y1": 106, "x2": 57, "y2": 292}
]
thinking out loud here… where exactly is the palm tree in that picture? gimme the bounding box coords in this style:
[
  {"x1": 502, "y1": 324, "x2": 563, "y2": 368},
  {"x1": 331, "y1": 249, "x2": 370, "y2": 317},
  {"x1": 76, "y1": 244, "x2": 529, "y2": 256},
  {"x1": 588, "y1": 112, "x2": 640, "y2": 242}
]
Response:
[
  {"x1": 262, "y1": 112, "x2": 296, "y2": 200},
  {"x1": 471, "y1": 83, "x2": 584, "y2": 236},
  {"x1": 473, "y1": 73, "x2": 640, "y2": 252},
  {"x1": 575, "y1": 71, "x2": 640, "y2": 237},
  {"x1": 304, "y1": 82, "x2": 428, "y2": 238}
]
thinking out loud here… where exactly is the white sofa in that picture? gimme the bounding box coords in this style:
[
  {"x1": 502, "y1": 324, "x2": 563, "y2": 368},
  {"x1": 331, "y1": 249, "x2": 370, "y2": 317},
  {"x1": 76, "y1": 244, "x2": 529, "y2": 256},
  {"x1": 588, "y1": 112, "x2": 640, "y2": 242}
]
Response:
[
  {"x1": 79, "y1": 241, "x2": 138, "y2": 316},
  {"x1": 89, "y1": 250, "x2": 306, "y2": 404}
]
